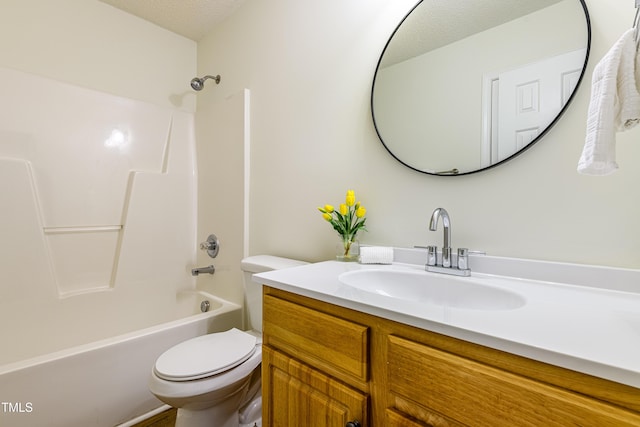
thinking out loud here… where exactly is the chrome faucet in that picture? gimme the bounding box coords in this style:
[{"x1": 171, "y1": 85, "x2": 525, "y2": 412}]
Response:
[
  {"x1": 426, "y1": 207, "x2": 471, "y2": 277},
  {"x1": 429, "y1": 207, "x2": 452, "y2": 267},
  {"x1": 191, "y1": 265, "x2": 215, "y2": 276}
]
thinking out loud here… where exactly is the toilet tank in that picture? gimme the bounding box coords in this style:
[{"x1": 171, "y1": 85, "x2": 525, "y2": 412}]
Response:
[{"x1": 241, "y1": 255, "x2": 308, "y2": 332}]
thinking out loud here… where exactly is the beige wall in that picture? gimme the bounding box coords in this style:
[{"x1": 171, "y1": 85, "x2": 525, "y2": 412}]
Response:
[{"x1": 198, "y1": 0, "x2": 640, "y2": 269}]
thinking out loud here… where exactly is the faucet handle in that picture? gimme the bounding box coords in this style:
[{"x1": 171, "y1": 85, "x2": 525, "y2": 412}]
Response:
[
  {"x1": 426, "y1": 245, "x2": 437, "y2": 266},
  {"x1": 457, "y1": 248, "x2": 469, "y2": 270},
  {"x1": 200, "y1": 234, "x2": 220, "y2": 258}
]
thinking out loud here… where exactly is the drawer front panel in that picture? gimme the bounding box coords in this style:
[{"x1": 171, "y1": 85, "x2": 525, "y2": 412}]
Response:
[
  {"x1": 387, "y1": 335, "x2": 640, "y2": 427},
  {"x1": 263, "y1": 294, "x2": 369, "y2": 382}
]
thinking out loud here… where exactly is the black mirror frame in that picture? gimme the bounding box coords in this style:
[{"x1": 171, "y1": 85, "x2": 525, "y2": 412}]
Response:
[{"x1": 370, "y1": 0, "x2": 592, "y2": 176}]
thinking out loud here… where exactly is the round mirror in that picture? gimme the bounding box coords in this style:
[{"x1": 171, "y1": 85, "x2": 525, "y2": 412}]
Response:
[{"x1": 371, "y1": 0, "x2": 591, "y2": 176}]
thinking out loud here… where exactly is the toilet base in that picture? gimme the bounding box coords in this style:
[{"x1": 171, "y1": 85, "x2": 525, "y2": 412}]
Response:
[{"x1": 174, "y1": 389, "x2": 244, "y2": 427}]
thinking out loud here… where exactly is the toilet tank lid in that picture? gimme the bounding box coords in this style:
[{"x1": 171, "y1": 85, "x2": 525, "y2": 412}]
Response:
[{"x1": 241, "y1": 255, "x2": 308, "y2": 273}]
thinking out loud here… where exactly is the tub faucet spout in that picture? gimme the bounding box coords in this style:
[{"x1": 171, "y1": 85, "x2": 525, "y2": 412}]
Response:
[
  {"x1": 429, "y1": 207, "x2": 451, "y2": 267},
  {"x1": 191, "y1": 265, "x2": 215, "y2": 276}
]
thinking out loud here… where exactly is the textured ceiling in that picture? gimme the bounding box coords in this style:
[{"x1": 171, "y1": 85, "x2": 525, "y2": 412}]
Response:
[
  {"x1": 99, "y1": 0, "x2": 564, "y2": 57},
  {"x1": 99, "y1": 0, "x2": 247, "y2": 41},
  {"x1": 381, "y1": 0, "x2": 564, "y2": 67}
]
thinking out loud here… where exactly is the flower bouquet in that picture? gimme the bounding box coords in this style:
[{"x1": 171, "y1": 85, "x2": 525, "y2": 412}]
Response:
[{"x1": 318, "y1": 189, "x2": 367, "y2": 261}]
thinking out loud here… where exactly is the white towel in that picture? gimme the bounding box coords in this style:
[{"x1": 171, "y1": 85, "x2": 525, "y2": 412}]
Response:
[
  {"x1": 578, "y1": 29, "x2": 640, "y2": 175},
  {"x1": 359, "y1": 246, "x2": 393, "y2": 265}
]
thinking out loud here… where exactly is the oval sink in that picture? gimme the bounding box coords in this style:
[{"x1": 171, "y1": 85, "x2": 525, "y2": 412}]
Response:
[{"x1": 338, "y1": 269, "x2": 526, "y2": 311}]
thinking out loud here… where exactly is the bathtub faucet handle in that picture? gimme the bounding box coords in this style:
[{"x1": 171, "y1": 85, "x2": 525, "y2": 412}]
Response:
[{"x1": 199, "y1": 234, "x2": 219, "y2": 258}]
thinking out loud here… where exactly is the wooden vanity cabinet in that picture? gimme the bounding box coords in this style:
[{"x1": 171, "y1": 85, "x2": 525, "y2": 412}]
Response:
[{"x1": 262, "y1": 286, "x2": 640, "y2": 427}]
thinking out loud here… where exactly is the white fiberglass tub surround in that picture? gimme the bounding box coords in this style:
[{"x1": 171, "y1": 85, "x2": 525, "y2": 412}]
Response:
[
  {"x1": 0, "y1": 67, "x2": 231, "y2": 426},
  {"x1": 0, "y1": 65, "x2": 254, "y2": 426},
  {"x1": 0, "y1": 66, "x2": 201, "y2": 364},
  {"x1": 0, "y1": 291, "x2": 242, "y2": 427}
]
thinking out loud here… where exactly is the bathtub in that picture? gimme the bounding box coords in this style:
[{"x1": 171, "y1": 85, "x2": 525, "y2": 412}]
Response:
[{"x1": 0, "y1": 291, "x2": 242, "y2": 427}]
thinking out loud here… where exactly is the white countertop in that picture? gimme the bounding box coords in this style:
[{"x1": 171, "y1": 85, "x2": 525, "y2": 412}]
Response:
[{"x1": 254, "y1": 254, "x2": 640, "y2": 388}]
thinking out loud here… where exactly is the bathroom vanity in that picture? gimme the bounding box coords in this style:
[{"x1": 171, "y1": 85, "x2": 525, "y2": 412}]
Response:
[{"x1": 256, "y1": 250, "x2": 640, "y2": 426}]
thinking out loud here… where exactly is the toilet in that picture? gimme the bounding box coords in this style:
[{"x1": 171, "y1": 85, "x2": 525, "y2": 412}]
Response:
[{"x1": 149, "y1": 255, "x2": 307, "y2": 427}]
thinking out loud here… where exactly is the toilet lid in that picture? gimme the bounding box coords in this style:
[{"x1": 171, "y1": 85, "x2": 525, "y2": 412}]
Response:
[{"x1": 154, "y1": 328, "x2": 257, "y2": 381}]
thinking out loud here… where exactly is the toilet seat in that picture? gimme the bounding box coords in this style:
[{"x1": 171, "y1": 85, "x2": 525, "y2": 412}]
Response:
[{"x1": 154, "y1": 328, "x2": 258, "y2": 381}]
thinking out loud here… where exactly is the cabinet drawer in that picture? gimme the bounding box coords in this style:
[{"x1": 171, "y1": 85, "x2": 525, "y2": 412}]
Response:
[
  {"x1": 263, "y1": 294, "x2": 369, "y2": 382},
  {"x1": 387, "y1": 335, "x2": 640, "y2": 427}
]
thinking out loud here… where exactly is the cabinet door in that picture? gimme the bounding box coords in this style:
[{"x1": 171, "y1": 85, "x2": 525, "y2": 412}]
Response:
[{"x1": 263, "y1": 345, "x2": 368, "y2": 427}]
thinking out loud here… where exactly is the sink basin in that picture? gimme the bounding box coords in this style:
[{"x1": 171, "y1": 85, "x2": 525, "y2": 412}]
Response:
[{"x1": 338, "y1": 269, "x2": 526, "y2": 311}]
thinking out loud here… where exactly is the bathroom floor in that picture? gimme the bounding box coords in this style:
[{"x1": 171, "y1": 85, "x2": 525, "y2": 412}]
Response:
[
  {"x1": 132, "y1": 408, "x2": 176, "y2": 427},
  {"x1": 130, "y1": 409, "x2": 261, "y2": 427}
]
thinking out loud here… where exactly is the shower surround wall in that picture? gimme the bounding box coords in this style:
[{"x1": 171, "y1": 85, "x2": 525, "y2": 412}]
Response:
[{"x1": 0, "y1": 66, "x2": 197, "y2": 365}]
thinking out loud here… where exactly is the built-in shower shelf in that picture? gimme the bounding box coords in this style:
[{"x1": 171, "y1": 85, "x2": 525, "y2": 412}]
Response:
[{"x1": 43, "y1": 225, "x2": 123, "y2": 295}]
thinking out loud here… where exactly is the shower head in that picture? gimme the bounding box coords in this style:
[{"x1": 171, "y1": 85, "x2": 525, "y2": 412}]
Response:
[{"x1": 190, "y1": 75, "x2": 221, "y2": 91}]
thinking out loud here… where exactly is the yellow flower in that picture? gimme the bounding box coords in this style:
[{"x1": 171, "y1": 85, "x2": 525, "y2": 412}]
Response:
[
  {"x1": 345, "y1": 190, "x2": 355, "y2": 207},
  {"x1": 317, "y1": 190, "x2": 368, "y2": 258}
]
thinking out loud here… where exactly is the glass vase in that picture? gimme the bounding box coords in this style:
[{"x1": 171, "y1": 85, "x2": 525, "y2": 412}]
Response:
[{"x1": 336, "y1": 235, "x2": 359, "y2": 262}]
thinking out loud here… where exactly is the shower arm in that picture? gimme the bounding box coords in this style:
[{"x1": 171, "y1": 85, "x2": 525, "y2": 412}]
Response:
[{"x1": 201, "y1": 75, "x2": 220, "y2": 84}]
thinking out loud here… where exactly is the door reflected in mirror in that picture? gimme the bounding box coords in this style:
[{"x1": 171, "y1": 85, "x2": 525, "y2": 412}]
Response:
[{"x1": 371, "y1": 0, "x2": 591, "y2": 176}]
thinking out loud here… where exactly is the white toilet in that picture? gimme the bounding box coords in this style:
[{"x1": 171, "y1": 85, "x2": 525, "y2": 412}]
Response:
[{"x1": 149, "y1": 255, "x2": 307, "y2": 427}]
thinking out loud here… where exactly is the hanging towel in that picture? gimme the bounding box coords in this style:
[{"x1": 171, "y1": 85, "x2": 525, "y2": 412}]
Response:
[{"x1": 578, "y1": 29, "x2": 640, "y2": 175}]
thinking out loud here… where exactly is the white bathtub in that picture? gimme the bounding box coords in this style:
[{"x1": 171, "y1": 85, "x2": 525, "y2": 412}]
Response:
[{"x1": 0, "y1": 291, "x2": 242, "y2": 427}]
